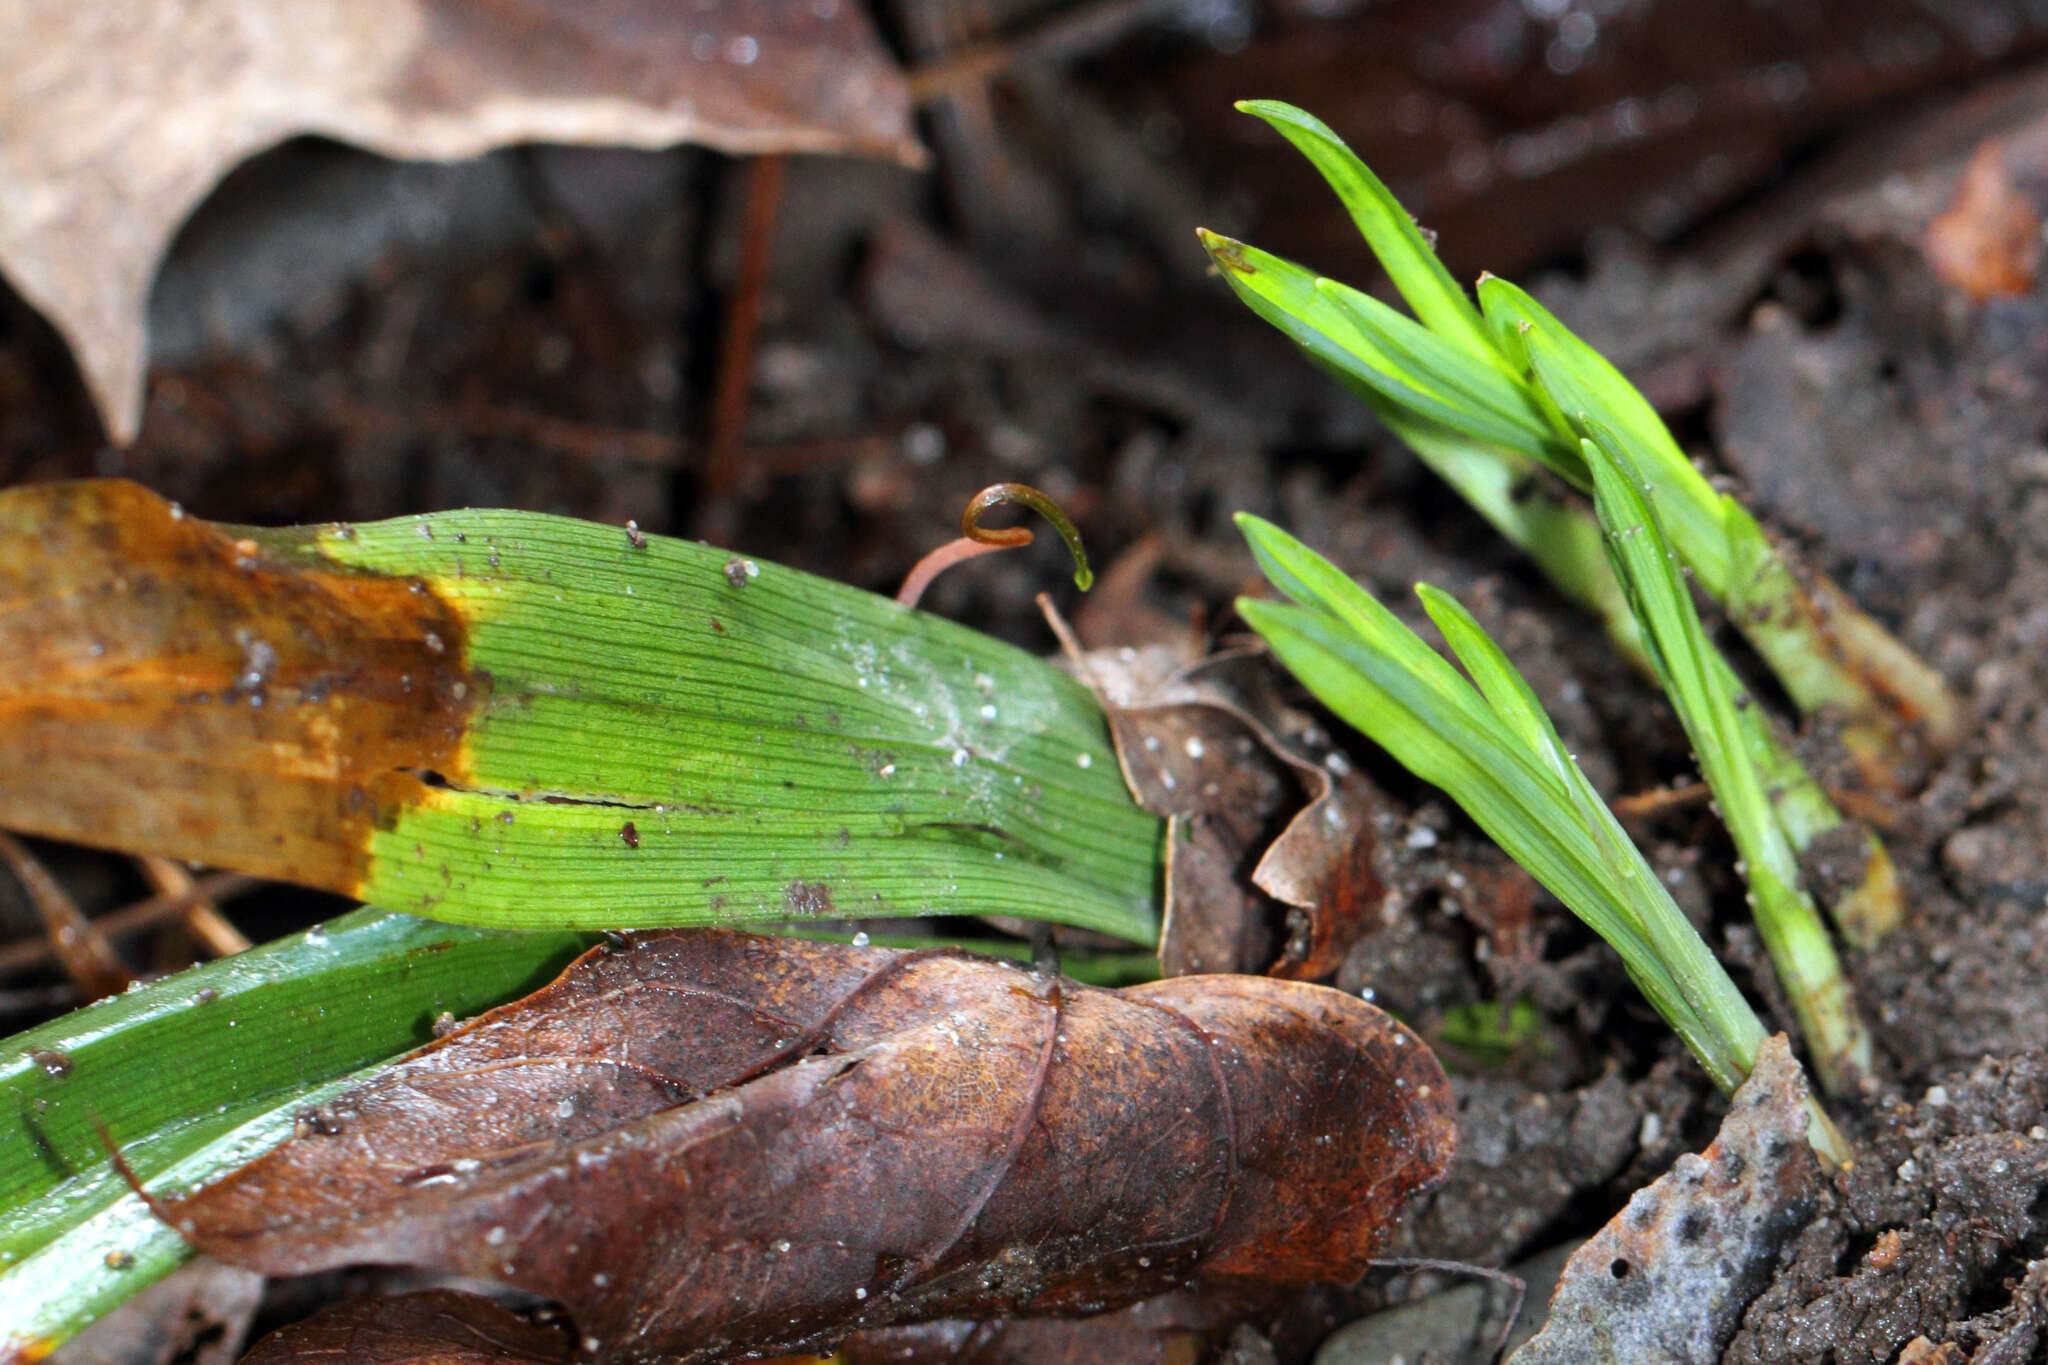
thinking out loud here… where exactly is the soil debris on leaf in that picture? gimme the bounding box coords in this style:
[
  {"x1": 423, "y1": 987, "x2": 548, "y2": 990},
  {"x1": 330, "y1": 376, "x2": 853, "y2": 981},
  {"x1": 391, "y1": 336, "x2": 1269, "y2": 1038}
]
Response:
[{"x1": 151, "y1": 930, "x2": 1455, "y2": 1362}]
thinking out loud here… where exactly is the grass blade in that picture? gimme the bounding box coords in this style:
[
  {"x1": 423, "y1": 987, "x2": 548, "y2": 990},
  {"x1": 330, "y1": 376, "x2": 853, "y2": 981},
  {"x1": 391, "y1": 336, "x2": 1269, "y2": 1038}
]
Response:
[
  {"x1": 1475, "y1": 276, "x2": 1733, "y2": 592},
  {"x1": 1583, "y1": 428, "x2": 1872, "y2": 1093},
  {"x1": 1236, "y1": 514, "x2": 1860, "y2": 1165},
  {"x1": 1314, "y1": 278, "x2": 1561, "y2": 457},
  {"x1": 1233, "y1": 100, "x2": 1496, "y2": 361},
  {"x1": 1207, "y1": 106, "x2": 1951, "y2": 948},
  {"x1": 1236, "y1": 517, "x2": 1766, "y2": 1090},
  {"x1": 1481, "y1": 276, "x2": 1960, "y2": 767},
  {"x1": 0, "y1": 909, "x2": 590, "y2": 1353}
]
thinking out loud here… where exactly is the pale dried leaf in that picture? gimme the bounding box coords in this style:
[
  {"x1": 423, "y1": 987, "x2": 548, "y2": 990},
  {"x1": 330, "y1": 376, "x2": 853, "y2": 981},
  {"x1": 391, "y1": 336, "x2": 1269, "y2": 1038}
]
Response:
[{"x1": 0, "y1": 0, "x2": 922, "y2": 444}]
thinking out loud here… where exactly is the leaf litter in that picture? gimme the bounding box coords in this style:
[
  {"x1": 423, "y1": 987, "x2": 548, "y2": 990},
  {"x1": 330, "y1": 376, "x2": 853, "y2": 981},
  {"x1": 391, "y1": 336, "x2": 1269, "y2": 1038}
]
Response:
[
  {"x1": 1050, "y1": 621, "x2": 1398, "y2": 982},
  {"x1": 0, "y1": 0, "x2": 923, "y2": 446},
  {"x1": 140, "y1": 929, "x2": 1455, "y2": 1362}
]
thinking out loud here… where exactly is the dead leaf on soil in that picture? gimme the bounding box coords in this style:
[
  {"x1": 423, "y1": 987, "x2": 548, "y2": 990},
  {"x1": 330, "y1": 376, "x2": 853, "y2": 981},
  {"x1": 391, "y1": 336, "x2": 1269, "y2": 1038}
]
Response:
[
  {"x1": 150, "y1": 930, "x2": 1454, "y2": 1363},
  {"x1": 0, "y1": 0, "x2": 924, "y2": 446},
  {"x1": 1056, "y1": 628, "x2": 1394, "y2": 981},
  {"x1": 1508, "y1": 1035, "x2": 1822, "y2": 1365},
  {"x1": 237, "y1": 1289, "x2": 574, "y2": 1364},
  {"x1": 1924, "y1": 139, "x2": 2042, "y2": 303}
]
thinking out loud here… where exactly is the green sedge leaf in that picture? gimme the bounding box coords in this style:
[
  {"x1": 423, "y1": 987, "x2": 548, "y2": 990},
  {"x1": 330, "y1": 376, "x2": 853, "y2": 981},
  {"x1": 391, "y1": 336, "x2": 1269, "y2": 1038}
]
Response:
[
  {"x1": 1414, "y1": 585, "x2": 1577, "y2": 788},
  {"x1": 0, "y1": 481, "x2": 1162, "y2": 942},
  {"x1": 1234, "y1": 100, "x2": 1494, "y2": 360},
  {"x1": 1196, "y1": 231, "x2": 1508, "y2": 442},
  {"x1": 1237, "y1": 597, "x2": 1663, "y2": 979},
  {"x1": 0, "y1": 908, "x2": 590, "y2": 1351},
  {"x1": 1583, "y1": 429, "x2": 1869, "y2": 1088}
]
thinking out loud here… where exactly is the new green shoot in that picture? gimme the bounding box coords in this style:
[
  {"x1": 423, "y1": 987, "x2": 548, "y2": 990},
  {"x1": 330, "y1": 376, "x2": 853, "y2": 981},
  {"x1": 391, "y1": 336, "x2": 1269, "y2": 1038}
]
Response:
[{"x1": 1234, "y1": 513, "x2": 1850, "y2": 1164}]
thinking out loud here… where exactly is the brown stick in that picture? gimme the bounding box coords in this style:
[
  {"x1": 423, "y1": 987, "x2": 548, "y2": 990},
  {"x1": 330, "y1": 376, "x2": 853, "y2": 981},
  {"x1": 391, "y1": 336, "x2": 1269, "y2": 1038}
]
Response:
[
  {"x1": 0, "y1": 830, "x2": 133, "y2": 999},
  {"x1": 704, "y1": 154, "x2": 788, "y2": 500},
  {"x1": 327, "y1": 396, "x2": 688, "y2": 467},
  {"x1": 139, "y1": 855, "x2": 252, "y2": 958},
  {"x1": 906, "y1": 0, "x2": 1164, "y2": 105},
  {"x1": 1610, "y1": 782, "x2": 1712, "y2": 821},
  {"x1": 0, "y1": 871, "x2": 258, "y2": 977}
]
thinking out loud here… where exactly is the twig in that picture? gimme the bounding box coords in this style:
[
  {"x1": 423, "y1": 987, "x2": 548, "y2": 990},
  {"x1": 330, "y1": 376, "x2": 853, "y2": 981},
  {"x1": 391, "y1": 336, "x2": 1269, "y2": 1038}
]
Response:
[
  {"x1": 1611, "y1": 781, "x2": 1712, "y2": 821},
  {"x1": 138, "y1": 856, "x2": 252, "y2": 958},
  {"x1": 0, "y1": 872, "x2": 258, "y2": 978},
  {"x1": 329, "y1": 396, "x2": 688, "y2": 467},
  {"x1": 1368, "y1": 1257, "x2": 1528, "y2": 1363},
  {"x1": 704, "y1": 154, "x2": 788, "y2": 501},
  {"x1": 0, "y1": 831, "x2": 132, "y2": 999}
]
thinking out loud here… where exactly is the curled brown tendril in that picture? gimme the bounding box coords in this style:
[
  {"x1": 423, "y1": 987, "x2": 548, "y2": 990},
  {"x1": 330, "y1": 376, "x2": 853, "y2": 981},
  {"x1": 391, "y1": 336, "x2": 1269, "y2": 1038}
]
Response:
[{"x1": 896, "y1": 482, "x2": 1092, "y2": 609}]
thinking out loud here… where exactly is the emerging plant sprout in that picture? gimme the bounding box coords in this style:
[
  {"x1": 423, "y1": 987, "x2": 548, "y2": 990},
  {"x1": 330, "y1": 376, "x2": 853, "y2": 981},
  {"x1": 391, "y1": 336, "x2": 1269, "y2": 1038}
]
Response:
[
  {"x1": 1201, "y1": 100, "x2": 1958, "y2": 951},
  {"x1": 1235, "y1": 513, "x2": 1853, "y2": 1164}
]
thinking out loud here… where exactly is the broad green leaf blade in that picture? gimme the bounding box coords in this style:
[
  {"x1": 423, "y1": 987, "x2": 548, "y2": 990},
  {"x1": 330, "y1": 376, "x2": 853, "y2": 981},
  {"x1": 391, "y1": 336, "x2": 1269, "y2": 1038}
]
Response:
[
  {"x1": 1234, "y1": 100, "x2": 1495, "y2": 361},
  {"x1": 0, "y1": 481, "x2": 1163, "y2": 943},
  {"x1": 0, "y1": 908, "x2": 590, "y2": 1352}
]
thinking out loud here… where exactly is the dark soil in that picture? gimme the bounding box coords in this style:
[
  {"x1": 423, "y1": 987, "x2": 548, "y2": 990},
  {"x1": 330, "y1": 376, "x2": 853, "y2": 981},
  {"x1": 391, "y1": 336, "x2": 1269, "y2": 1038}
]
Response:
[{"x1": 19, "y1": 5, "x2": 2048, "y2": 1363}]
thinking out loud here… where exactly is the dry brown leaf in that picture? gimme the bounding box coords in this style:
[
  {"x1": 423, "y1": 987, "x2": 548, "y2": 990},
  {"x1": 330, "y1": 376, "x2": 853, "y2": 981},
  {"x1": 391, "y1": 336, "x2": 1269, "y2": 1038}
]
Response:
[
  {"x1": 1059, "y1": 634, "x2": 1394, "y2": 981},
  {"x1": 1924, "y1": 139, "x2": 2042, "y2": 303},
  {"x1": 0, "y1": 0, "x2": 923, "y2": 446},
  {"x1": 151, "y1": 930, "x2": 1454, "y2": 1363}
]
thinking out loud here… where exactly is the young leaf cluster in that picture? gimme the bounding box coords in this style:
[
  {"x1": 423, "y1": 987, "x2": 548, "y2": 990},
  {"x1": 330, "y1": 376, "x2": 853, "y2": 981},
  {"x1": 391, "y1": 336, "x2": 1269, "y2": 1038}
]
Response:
[
  {"x1": 1206, "y1": 101, "x2": 1952, "y2": 766},
  {"x1": 1235, "y1": 514, "x2": 1850, "y2": 1163}
]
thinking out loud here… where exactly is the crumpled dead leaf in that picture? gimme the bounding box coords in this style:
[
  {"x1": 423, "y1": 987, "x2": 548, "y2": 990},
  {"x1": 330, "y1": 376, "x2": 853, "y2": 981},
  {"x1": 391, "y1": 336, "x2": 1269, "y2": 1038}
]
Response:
[
  {"x1": 1054, "y1": 627, "x2": 1395, "y2": 981},
  {"x1": 150, "y1": 930, "x2": 1454, "y2": 1363},
  {"x1": 1508, "y1": 1036, "x2": 1823, "y2": 1365},
  {"x1": 0, "y1": 0, "x2": 923, "y2": 446}
]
